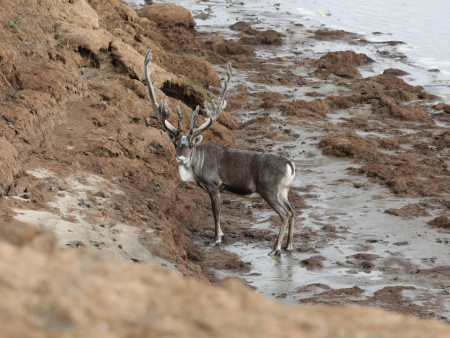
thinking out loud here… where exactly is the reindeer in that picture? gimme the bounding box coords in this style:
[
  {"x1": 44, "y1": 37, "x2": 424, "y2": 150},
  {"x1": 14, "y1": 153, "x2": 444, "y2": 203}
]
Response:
[{"x1": 144, "y1": 50, "x2": 295, "y2": 255}]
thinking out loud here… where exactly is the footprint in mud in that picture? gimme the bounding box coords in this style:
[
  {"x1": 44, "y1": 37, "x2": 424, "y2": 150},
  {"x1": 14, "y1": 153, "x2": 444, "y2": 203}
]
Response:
[
  {"x1": 89, "y1": 240, "x2": 106, "y2": 248},
  {"x1": 393, "y1": 241, "x2": 409, "y2": 246},
  {"x1": 65, "y1": 240, "x2": 86, "y2": 248}
]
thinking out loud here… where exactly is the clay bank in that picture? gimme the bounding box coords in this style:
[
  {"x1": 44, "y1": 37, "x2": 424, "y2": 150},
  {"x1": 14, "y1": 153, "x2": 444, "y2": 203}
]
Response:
[{"x1": 0, "y1": 0, "x2": 449, "y2": 336}]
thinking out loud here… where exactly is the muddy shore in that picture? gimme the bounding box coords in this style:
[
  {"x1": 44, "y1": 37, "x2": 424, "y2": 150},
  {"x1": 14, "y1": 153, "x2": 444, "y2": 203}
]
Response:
[{"x1": 0, "y1": 0, "x2": 449, "y2": 335}]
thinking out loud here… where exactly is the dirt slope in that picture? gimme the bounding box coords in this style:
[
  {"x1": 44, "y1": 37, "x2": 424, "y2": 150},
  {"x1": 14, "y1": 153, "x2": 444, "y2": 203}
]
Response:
[{"x1": 0, "y1": 0, "x2": 238, "y2": 278}]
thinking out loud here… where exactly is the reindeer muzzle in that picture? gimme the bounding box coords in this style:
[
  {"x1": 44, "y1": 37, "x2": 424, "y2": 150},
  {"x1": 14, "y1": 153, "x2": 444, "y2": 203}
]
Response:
[{"x1": 176, "y1": 156, "x2": 187, "y2": 165}]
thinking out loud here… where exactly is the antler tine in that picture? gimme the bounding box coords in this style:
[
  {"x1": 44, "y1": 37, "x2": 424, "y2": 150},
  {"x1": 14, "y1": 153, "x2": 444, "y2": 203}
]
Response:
[
  {"x1": 144, "y1": 49, "x2": 178, "y2": 136},
  {"x1": 154, "y1": 98, "x2": 170, "y2": 124},
  {"x1": 188, "y1": 106, "x2": 200, "y2": 137},
  {"x1": 191, "y1": 62, "x2": 233, "y2": 138},
  {"x1": 176, "y1": 106, "x2": 185, "y2": 132}
]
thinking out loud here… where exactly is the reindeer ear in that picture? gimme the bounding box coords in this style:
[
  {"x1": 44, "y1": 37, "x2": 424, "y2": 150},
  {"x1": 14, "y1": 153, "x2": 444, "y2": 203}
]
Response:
[
  {"x1": 166, "y1": 132, "x2": 176, "y2": 143},
  {"x1": 192, "y1": 135, "x2": 203, "y2": 145}
]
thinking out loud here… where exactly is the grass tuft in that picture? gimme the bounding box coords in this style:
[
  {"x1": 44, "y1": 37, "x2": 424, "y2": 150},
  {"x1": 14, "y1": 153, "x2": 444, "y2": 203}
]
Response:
[{"x1": 9, "y1": 21, "x2": 18, "y2": 33}]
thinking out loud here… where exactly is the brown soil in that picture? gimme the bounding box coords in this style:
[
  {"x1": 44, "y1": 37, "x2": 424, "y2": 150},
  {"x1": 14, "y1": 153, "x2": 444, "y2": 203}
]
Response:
[
  {"x1": 384, "y1": 68, "x2": 411, "y2": 76},
  {"x1": 300, "y1": 255, "x2": 325, "y2": 269},
  {"x1": 230, "y1": 21, "x2": 284, "y2": 45},
  {"x1": 310, "y1": 28, "x2": 358, "y2": 41},
  {"x1": 428, "y1": 216, "x2": 450, "y2": 230},
  {"x1": 314, "y1": 50, "x2": 374, "y2": 78},
  {"x1": 385, "y1": 204, "x2": 431, "y2": 218}
]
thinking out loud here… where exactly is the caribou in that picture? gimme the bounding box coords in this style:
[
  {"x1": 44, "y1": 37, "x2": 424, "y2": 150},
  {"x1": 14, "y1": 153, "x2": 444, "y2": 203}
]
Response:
[{"x1": 144, "y1": 50, "x2": 295, "y2": 255}]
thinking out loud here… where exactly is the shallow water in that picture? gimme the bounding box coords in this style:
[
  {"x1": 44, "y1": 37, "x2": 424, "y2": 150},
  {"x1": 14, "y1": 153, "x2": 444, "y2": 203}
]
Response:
[{"x1": 293, "y1": 0, "x2": 450, "y2": 75}]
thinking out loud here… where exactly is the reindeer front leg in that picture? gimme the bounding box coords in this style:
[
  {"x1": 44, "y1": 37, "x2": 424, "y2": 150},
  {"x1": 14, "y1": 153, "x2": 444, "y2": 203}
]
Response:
[{"x1": 206, "y1": 186, "x2": 224, "y2": 246}]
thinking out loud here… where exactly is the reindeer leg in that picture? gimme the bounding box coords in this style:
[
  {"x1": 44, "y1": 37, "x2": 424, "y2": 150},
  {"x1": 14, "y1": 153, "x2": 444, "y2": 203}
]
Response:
[
  {"x1": 286, "y1": 212, "x2": 295, "y2": 251},
  {"x1": 206, "y1": 186, "x2": 224, "y2": 247},
  {"x1": 280, "y1": 189, "x2": 295, "y2": 251},
  {"x1": 262, "y1": 193, "x2": 289, "y2": 256}
]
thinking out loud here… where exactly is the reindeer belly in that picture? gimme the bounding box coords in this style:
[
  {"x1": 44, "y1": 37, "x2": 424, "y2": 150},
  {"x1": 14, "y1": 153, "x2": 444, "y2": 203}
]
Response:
[
  {"x1": 221, "y1": 183, "x2": 260, "y2": 198},
  {"x1": 178, "y1": 165, "x2": 196, "y2": 182}
]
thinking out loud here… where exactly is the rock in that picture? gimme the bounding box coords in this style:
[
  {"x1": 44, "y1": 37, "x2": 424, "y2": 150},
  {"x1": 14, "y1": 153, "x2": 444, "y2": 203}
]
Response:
[{"x1": 138, "y1": 3, "x2": 196, "y2": 29}]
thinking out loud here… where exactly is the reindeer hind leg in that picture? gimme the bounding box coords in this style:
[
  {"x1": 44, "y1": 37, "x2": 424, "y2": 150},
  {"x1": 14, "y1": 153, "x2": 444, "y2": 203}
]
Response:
[
  {"x1": 280, "y1": 188, "x2": 295, "y2": 251},
  {"x1": 261, "y1": 193, "x2": 290, "y2": 256}
]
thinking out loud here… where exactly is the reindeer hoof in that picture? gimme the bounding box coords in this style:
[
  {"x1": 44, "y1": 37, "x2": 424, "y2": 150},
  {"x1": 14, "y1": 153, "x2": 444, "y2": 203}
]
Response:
[
  {"x1": 268, "y1": 249, "x2": 281, "y2": 256},
  {"x1": 208, "y1": 240, "x2": 222, "y2": 247},
  {"x1": 284, "y1": 244, "x2": 294, "y2": 252}
]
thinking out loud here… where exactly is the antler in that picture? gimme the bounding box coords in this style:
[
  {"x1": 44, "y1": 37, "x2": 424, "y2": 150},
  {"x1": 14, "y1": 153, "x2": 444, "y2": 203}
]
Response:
[
  {"x1": 189, "y1": 62, "x2": 232, "y2": 139},
  {"x1": 144, "y1": 50, "x2": 179, "y2": 137}
]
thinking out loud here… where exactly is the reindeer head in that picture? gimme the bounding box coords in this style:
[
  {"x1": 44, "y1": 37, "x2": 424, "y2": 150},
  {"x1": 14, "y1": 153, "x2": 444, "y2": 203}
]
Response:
[
  {"x1": 144, "y1": 50, "x2": 232, "y2": 166},
  {"x1": 166, "y1": 106, "x2": 204, "y2": 166}
]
